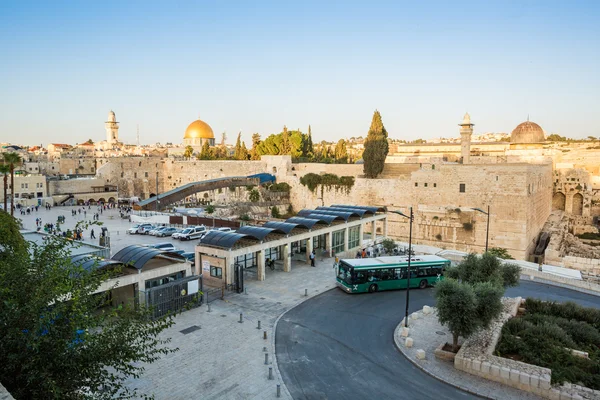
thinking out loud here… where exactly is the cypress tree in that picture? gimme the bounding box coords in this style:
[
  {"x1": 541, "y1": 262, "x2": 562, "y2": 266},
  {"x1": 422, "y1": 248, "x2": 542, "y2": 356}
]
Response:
[
  {"x1": 280, "y1": 125, "x2": 291, "y2": 155},
  {"x1": 307, "y1": 125, "x2": 314, "y2": 159},
  {"x1": 363, "y1": 110, "x2": 389, "y2": 178},
  {"x1": 334, "y1": 139, "x2": 348, "y2": 163},
  {"x1": 234, "y1": 132, "x2": 243, "y2": 160},
  {"x1": 250, "y1": 133, "x2": 261, "y2": 160}
]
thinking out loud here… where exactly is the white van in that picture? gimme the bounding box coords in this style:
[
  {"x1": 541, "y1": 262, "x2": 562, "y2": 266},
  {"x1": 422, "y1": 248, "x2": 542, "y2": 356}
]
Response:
[{"x1": 179, "y1": 225, "x2": 207, "y2": 241}]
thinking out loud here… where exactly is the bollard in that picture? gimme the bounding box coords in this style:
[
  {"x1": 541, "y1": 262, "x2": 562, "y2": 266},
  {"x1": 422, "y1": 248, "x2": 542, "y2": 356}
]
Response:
[
  {"x1": 264, "y1": 353, "x2": 269, "y2": 365},
  {"x1": 257, "y1": 320, "x2": 261, "y2": 330},
  {"x1": 244, "y1": 288, "x2": 248, "y2": 295},
  {"x1": 305, "y1": 289, "x2": 308, "y2": 297},
  {"x1": 263, "y1": 346, "x2": 267, "y2": 352},
  {"x1": 207, "y1": 302, "x2": 212, "y2": 312},
  {"x1": 277, "y1": 384, "x2": 281, "y2": 398},
  {"x1": 263, "y1": 330, "x2": 267, "y2": 340},
  {"x1": 239, "y1": 313, "x2": 243, "y2": 323},
  {"x1": 269, "y1": 367, "x2": 274, "y2": 380}
]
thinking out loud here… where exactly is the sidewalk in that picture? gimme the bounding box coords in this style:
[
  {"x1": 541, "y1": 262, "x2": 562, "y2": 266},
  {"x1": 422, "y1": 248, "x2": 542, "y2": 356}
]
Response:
[{"x1": 123, "y1": 256, "x2": 339, "y2": 399}]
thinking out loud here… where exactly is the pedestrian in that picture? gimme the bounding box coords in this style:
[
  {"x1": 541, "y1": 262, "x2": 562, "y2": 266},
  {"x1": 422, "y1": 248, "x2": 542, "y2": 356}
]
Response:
[
  {"x1": 310, "y1": 250, "x2": 316, "y2": 267},
  {"x1": 90, "y1": 229, "x2": 96, "y2": 239},
  {"x1": 362, "y1": 248, "x2": 367, "y2": 258}
]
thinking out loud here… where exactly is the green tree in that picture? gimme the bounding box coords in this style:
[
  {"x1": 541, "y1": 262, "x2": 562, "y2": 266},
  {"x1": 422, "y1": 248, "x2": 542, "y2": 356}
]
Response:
[
  {"x1": 3, "y1": 152, "x2": 21, "y2": 216},
  {"x1": 547, "y1": 133, "x2": 567, "y2": 142},
  {"x1": 249, "y1": 189, "x2": 260, "y2": 202},
  {"x1": 240, "y1": 141, "x2": 249, "y2": 160},
  {"x1": 381, "y1": 238, "x2": 396, "y2": 254},
  {"x1": 280, "y1": 125, "x2": 291, "y2": 155},
  {"x1": 0, "y1": 163, "x2": 9, "y2": 213},
  {"x1": 362, "y1": 110, "x2": 389, "y2": 178},
  {"x1": 334, "y1": 139, "x2": 348, "y2": 163},
  {"x1": 444, "y1": 252, "x2": 520, "y2": 288},
  {"x1": 435, "y1": 279, "x2": 479, "y2": 352},
  {"x1": 487, "y1": 247, "x2": 514, "y2": 260},
  {"x1": 306, "y1": 125, "x2": 314, "y2": 159},
  {"x1": 0, "y1": 213, "x2": 177, "y2": 399},
  {"x1": 271, "y1": 206, "x2": 281, "y2": 218},
  {"x1": 205, "y1": 204, "x2": 215, "y2": 214},
  {"x1": 250, "y1": 133, "x2": 261, "y2": 160},
  {"x1": 198, "y1": 141, "x2": 214, "y2": 160},
  {"x1": 183, "y1": 145, "x2": 194, "y2": 160},
  {"x1": 234, "y1": 132, "x2": 244, "y2": 160}
]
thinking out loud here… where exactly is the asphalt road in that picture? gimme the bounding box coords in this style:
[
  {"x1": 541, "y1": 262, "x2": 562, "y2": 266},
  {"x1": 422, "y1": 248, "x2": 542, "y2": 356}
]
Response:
[{"x1": 275, "y1": 281, "x2": 600, "y2": 400}]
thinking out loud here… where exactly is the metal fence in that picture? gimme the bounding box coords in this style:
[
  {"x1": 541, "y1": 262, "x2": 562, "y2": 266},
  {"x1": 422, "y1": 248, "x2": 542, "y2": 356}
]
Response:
[{"x1": 143, "y1": 275, "x2": 202, "y2": 319}]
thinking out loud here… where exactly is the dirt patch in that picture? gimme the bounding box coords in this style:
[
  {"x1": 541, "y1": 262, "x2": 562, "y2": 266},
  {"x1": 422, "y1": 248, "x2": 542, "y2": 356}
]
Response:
[{"x1": 442, "y1": 343, "x2": 461, "y2": 353}]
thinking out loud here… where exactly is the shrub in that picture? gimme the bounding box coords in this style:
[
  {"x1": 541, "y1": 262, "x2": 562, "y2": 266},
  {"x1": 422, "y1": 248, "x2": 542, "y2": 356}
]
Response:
[
  {"x1": 487, "y1": 247, "x2": 514, "y2": 259},
  {"x1": 269, "y1": 182, "x2": 291, "y2": 192},
  {"x1": 249, "y1": 189, "x2": 260, "y2": 203},
  {"x1": 445, "y1": 253, "x2": 521, "y2": 288},
  {"x1": 381, "y1": 238, "x2": 396, "y2": 254},
  {"x1": 205, "y1": 204, "x2": 215, "y2": 214},
  {"x1": 271, "y1": 206, "x2": 281, "y2": 218},
  {"x1": 246, "y1": 185, "x2": 255, "y2": 191},
  {"x1": 240, "y1": 213, "x2": 251, "y2": 221}
]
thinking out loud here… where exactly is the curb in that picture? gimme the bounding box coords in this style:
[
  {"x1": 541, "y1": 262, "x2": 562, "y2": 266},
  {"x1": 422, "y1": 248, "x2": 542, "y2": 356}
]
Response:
[
  {"x1": 271, "y1": 284, "x2": 336, "y2": 400},
  {"x1": 520, "y1": 275, "x2": 600, "y2": 298},
  {"x1": 392, "y1": 319, "x2": 491, "y2": 400}
]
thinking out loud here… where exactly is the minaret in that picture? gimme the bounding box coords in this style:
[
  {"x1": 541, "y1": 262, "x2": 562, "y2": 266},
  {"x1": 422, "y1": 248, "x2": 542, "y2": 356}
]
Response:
[
  {"x1": 459, "y1": 112, "x2": 474, "y2": 164},
  {"x1": 105, "y1": 110, "x2": 119, "y2": 144}
]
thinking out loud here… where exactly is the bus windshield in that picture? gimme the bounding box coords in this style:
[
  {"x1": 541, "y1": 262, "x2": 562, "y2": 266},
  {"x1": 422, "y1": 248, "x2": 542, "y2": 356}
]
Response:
[{"x1": 337, "y1": 264, "x2": 353, "y2": 285}]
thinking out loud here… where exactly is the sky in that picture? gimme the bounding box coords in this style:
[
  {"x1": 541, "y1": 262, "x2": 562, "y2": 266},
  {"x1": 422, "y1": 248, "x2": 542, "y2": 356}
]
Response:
[{"x1": 0, "y1": 0, "x2": 599, "y2": 146}]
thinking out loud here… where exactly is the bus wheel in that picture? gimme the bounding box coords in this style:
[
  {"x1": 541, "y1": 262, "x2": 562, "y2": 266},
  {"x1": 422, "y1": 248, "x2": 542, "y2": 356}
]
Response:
[
  {"x1": 368, "y1": 284, "x2": 378, "y2": 293},
  {"x1": 419, "y1": 280, "x2": 428, "y2": 289}
]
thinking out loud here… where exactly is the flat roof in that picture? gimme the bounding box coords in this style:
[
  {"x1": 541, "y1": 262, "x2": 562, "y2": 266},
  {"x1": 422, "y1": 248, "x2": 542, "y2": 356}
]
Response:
[
  {"x1": 21, "y1": 230, "x2": 108, "y2": 257},
  {"x1": 341, "y1": 255, "x2": 449, "y2": 268}
]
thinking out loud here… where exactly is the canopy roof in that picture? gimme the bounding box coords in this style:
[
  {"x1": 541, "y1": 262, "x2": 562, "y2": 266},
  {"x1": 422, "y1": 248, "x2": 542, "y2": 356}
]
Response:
[{"x1": 112, "y1": 245, "x2": 186, "y2": 270}]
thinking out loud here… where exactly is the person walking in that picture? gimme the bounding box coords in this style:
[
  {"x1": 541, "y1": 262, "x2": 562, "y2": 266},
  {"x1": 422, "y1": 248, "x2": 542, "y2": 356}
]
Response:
[
  {"x1": 310, "y1": 250, "x2": 316, "y2": 267},
  {"x1": 90, "y1": 229, "x2": 96, "y2": 239}
]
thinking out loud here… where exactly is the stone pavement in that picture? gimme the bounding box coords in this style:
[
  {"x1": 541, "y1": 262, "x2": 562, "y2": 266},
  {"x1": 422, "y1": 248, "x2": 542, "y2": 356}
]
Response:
[
  {"x1": 394, "y1": 307, "x2": 542, "y2": 400},
  {"x1": 122, "y1": 255, "x2": 339, "y2": 399}
]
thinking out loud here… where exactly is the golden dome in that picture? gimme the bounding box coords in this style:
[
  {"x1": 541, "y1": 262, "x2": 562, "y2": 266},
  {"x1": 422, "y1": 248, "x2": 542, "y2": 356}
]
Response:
[{"x1": 184, "y1": 119, "x2": 214, "y2": 140}]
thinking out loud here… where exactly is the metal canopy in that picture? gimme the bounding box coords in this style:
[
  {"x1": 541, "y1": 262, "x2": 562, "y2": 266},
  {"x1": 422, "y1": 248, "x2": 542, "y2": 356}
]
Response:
[
  {"x1": 200, "y1": 231, "x2": 260, "y2": 249},
  {"x1": 237, "y1": 225, "x2": 286, "y2": 240},
  {"x1": 310, "y1": 209, "x2": 359, "y2": 220},
  {"x1": 317, "y1": 206, "x2": 369, "y2": 217},
  {"x1": 111, "y1": 245, "x2": 186, "y2": 270},
  {"x1": 285, "y1": 216, "x2": 326, "y2": 229},
  {"x1": 263, "y1": 221, "x2": 301, "y2": 234},
  {"x1": 71, "y1": 254, "x2": 124, "y2": 272},
  {"x1": 331, "y1": 204, "x2": 386, "y2": 213},
  {"x1": 306, "y1": 213, "x2": 345, "y2": 224}
]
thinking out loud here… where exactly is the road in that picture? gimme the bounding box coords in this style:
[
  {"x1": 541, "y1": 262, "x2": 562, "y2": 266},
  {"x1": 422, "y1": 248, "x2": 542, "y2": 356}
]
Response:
[{"x1": 275, "y1": 281, "x2": 600, "y2": 400}]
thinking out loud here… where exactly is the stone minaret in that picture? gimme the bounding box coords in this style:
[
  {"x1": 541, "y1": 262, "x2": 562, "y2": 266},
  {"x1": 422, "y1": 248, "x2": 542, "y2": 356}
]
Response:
[
  {"x1": 459, "y1": 112, "x2": 474, "y2": 164},
  {"x1": 105, "y1": 110, "x2": 119, "y2": 144}
]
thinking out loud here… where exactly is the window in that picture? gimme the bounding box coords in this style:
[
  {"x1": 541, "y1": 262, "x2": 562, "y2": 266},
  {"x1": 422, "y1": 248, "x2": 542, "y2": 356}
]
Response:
[
  {"x1": 424, "y1": 183, "x2": 428, "y2": 187},
  {"x1": 145, "y1": 172, "x2": 149, "y2": 178},
  {"x1": 415, "y1": 182, "x2": 418, "y2": 187},
  {"x1": 432, "y1": 165, "x2": 435, "y2": 170},
  {"x1": 433, "y1": 183, "x2": 437, "y2": 188},
  {"x1": 459, "y1": 183, "x2": 466, "y2": 193},
  {"x1": 348, "y1": 226, "x2": 360, "y2": 249},
  {"x1": 210, "y1": 266, "x2": 222, "y2": 278},
  {"x1": 134, "y1": 172, "x2": 137, "y2": 178},
  {"x1": 332, "y1": 229, "x2": 345, "y2": 254}
]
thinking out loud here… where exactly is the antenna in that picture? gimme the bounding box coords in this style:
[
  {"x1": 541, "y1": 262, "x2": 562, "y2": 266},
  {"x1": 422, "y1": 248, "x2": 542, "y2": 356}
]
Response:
[{"x1": 136, "y1": 124, "x2": 140, "y2": 146}]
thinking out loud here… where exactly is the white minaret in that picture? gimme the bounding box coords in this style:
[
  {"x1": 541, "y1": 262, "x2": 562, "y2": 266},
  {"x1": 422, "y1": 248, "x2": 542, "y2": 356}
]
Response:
[
  {"x1": 105, "y1": 110, "x2": 119, "y2": 144},
  {"x1": 459, "y1": 112, "x2": 474, "y2": 164}
]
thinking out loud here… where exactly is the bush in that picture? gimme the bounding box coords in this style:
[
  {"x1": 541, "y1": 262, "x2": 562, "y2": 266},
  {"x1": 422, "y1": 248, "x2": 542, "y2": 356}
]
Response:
[
  {"x1": 445, "y1": 253, "x2": 521, "y2": 288},
  {"x1": 271, "y1": 206, "x2": 281, "y2": 218},
  {"x1": 240, "y1": 213, "x2": 251, "y2": 221},
  {"x1": 269, "y1": 182, "x2": 291, "y2": 192},
  {"x1": 205, "y1": 204, "x2": 215, "y2": 214},
  {"x1": 381, "y1": 238, "x2": 396, "y2": 254},
  {"x1": 249, "y1": 189, "x2": 260, "y2": 203},
  {"x1": 487, "y1": 247, "x2": 514, "y2": 259}
]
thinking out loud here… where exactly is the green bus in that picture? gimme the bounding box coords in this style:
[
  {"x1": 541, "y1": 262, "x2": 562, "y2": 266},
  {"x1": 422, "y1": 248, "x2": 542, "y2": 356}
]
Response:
[{"x1": 336, "y1": 255, "x2": 450, "y2": 294}]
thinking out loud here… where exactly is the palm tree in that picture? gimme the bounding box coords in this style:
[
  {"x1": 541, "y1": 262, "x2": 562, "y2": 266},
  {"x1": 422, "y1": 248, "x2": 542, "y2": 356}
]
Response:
[
  {"x1": 3, "y1": 152, "x2": 22, "y2": 216},
  {"x1": 184, "y1": 145, "x2": 194, "y2": 160},
  {"x1": 0, "y1": 164, "x2": 9, "y2": 213}
]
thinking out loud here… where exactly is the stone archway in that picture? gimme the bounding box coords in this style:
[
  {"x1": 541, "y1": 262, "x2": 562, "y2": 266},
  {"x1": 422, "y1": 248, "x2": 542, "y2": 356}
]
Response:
[
  {"x1": 88, "y1": 198, "x2": 96, "y2": 205},
  {"x1": 552, "y1": 192, "x2": 566, "y2": 211},
  {"x1": 77, "y1": 199, "x2": 85, "y2": 205},
  {"x1": 108, "y1": 197, "x2": 116, "y2": 203},
  {"x1": 98, "y1": 197, "x2": 106, "y2": 204},
  {"x1": 572, "y1": 193, "x2": 583, "y2": 216}
]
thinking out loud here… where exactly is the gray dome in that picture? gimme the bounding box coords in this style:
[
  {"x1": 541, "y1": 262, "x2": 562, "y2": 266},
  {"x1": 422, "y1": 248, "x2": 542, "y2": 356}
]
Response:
[{"x1": 510, "y1": 121, "x2": 545, "y2": 143}]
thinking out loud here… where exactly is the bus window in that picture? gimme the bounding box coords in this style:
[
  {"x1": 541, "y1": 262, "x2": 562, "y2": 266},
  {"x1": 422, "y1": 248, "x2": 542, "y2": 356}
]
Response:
[
  {"x1": 354, "y1": 272, "x2": 367, "y2": 284},
  {"x1": 367, "y1": 269, "x2": 380, "y2": 282},
  {"x1": 338, "y1": 264, "x2": 353, "y2": 285},
  {"x1": 380, "y1": 268, "x2": 392, "y2": 281}
]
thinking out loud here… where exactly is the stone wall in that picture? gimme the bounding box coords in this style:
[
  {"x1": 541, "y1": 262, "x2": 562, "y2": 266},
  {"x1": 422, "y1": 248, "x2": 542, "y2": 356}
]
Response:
[
  {"x1": 48, "y1": 177, "x2": 106, "y2": 195},
  {"x1": 562, "y1": 255, "x2": 600, "y2": 275}
]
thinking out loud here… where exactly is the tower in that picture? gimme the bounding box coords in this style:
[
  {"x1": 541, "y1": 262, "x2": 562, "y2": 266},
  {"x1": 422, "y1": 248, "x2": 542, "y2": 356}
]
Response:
[
  {"x1": 105, "y1": 110, "x2": 119, "y2": 144},
  {"x1": 459, "y1": 112, "x2": 474, "y2": 164}
]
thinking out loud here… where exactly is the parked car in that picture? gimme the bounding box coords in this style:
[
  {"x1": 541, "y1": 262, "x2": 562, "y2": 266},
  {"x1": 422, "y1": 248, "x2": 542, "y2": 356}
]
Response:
[
  {"x1": 172, "y1": 228, "x2": 186, "y2": 239},
  {"x1": 127, "y1": 223, "x2": 153, "y2": 235},
  {"x1": 146, "y1": 242, "x2": 177, "y2": 252},
  {"x1": 140, "y1": 225, "x2": 157, "y2": 235},
  {"x1": 216, "y1": 227, "x2": 234, "y2": 233},
  {"x1": 157, "y1": 227, "x2": 178, "y2": 237},
  {"x1": 149, "y1": 227, "x2": 168, "y2": 236},
  {"x1": 179, "y1": 225, "x2": 208, "y2": 241}
]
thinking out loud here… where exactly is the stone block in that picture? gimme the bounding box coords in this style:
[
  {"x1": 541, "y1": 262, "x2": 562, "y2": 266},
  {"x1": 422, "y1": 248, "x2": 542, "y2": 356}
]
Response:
[
  {"x1": 464, "y1": 358, "x2": 472, "y2": 370},
  {"x1": 416, "y1": 349, "x2": 426, "y2": 360},
  {"x1": 500, "y1": 367, "x2": 510, "y2": 380},
  {"x1": 410, "y1": 312, "x2": 420, "y2": 320},
  {"x1": 510, "y1": 369, "x2": 520, "y2": 383},
  {"x1": 540, "y1": 375, "x2": 551, "y2": 390},
  {"x1": 519, "y1": 372, "x2": 530, "y2": 385},
  {"x1": 490, "y1": 364, "x2": 500, "y2": 377},
  {"x1": 548, "y1": 389, "x2": 561, "y2": 400},
  {"x1": 422, "y1": 305, "x2": 433, "y2": 315},
  {"x1": 472, "y1": 360, "x2": 481, "y2": 372},
  {"x1": 401, "y1": 327, "x2": 410, "y2": 337},
  {"x1": 530, "y1": 374, "x2": 539, "y2": 388},
  {"x1": 405, "y1": 337, "x2": 413, "y2": 348},
  {"x1": 481, "y1": 361, "x2": 491, "y2": 374}
]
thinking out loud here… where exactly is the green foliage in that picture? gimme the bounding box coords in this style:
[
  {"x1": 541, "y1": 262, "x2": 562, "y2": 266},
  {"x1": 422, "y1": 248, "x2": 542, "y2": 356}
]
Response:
[
  {"x1": 250, "y1": 133, "x2": 261, "y2": 160},
  {"x1": 271, "y1": 206, "x2": 281, "y2": 218},
  {"x1": 233, "y1": 132, "x2": 248, "y2": 160},
  {"x1": 576, "y1": 232, "x2": 600, "y2": 240},
  {"x1": 472, "y1": 282, "x2": 504, "y2": 328},
  {"x1": 246, "y1": 184, "x2": 255, "y2": 191},
  {"x1": 249, "y1": 189, "x2": 260, "y2": 202},
  {"x1": 547, "y1": 133, "x2": 567, "y2": 142},
  {"x1": 496, "y1": 299, "x2": 600, "y2": 389},
  {"x1": 269, "y1": 182, "x2": 291, "y2": 192},
  {"x1": 183, "y1": 145, "x2": 194, "y2": 159},
  {"x1": 239, "y1": 213, "x2": 251, "y2": 221},
  {"x1": 205, "y1": 204, "x2": 215, "y2": 214},
  {"x1": 487, "y1": 247, "x2": 514, "y2": 259},
  {"x1": 229, "y1": 185, "x2": 236, "y2": 192},
  {"x1": 299, "y1": 173, "x2": 355, "y2": 194},
  {"x1": 445, "y1": 253, "x2": 521, "y2": 288},
  {"x1": 256, "y1": 127, "x2": 310, "y2": 159},
  {"x1": 362, "y1": 110, "x2": 389, "y2": 178},
  {"x1": 0, "y1": 213, "x2": 177, "y2": 399},
  {"x1": 334, "y1": 139, "x2": 348, "y2": 163},
  {"x1": 435, "y1": 279, "x2": 479, "y2": 352},
  {"x1": 197, "y1": 141, "x2": 214, "y2": 160},
  {"x1": 381, "y1": 238, "x2": 396, "y2": 254}
]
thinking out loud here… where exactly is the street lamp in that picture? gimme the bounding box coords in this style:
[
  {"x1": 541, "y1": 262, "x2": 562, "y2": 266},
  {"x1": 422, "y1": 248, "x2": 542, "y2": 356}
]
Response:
[
  {"x1": 472, "y1": 205, "x2": 490, "y2": 253},
  {"x1": 390, "y1": 208, "x2": 413, "y2": 328}
]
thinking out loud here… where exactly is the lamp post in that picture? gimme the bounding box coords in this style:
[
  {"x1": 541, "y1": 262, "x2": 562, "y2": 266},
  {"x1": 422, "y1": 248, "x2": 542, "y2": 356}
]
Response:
[
  {"x1": 472, "y1": 205, "x2": 490, "y2": 253},
  {"x1": 391, "y1": 208, "x2": 413, "y2": 328}
]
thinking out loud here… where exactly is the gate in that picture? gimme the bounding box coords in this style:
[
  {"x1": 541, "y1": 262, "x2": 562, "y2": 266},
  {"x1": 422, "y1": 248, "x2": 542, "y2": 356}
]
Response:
[{"x1": 144, "y1": 276, "x2": 202, "y2": 319}]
